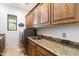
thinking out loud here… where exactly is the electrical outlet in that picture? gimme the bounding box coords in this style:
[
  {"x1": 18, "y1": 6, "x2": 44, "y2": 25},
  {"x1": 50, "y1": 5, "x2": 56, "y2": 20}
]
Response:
[{"x1": 62, "y1": 33, "x2": 66, "y2": 38}]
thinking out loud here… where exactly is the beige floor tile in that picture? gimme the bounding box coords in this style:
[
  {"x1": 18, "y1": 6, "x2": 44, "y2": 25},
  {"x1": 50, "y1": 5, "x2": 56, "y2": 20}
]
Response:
[{"x1": 2, "y1": 44, "x2": 24, "y2": 56}]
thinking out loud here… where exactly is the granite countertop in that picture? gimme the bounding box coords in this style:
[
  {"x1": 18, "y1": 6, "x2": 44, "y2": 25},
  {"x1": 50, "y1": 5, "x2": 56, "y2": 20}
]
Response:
[
  {"x1": 0, "y1": 34, "x2": 5, "y2": 40},
  {"x1": 28, "y1": 37, "x2": 79, "y2": 56}
]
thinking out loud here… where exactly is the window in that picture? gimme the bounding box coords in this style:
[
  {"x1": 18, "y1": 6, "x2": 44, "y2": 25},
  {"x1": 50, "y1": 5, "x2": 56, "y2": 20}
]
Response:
[{"x1": 7, "y1": 14, "x2": 17, "y2": 31}]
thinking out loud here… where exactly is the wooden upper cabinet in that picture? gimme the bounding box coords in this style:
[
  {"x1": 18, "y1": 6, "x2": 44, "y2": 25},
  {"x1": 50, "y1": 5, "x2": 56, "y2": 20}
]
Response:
[
  {"x1": 25, "y1": 12, "x2": 34, "y2": 28},
  {"x1": 33, "y1": 8, "x2": 38, "y2": 25},
  {"x1": 29, "y1": 12, "x2": 34, "y2": 27},
  {"x1": 52, "y1": 3, "x2": 75, "y2": 24},
  {"x1": 25, "y1": 15, "x2": 29, "y2": 28},
  {"x1": 40, "y1": 3, "x2": 50, "y2": 24},
  {"x1": 25, "y1": 3, "x2": 79, "y2": 28},
  {"x1": 65, "y1": 4, "x2": 75, "y2": 18},
  {"x1": 33, "y1": 6, "x2": 41, "y2": 26},
  {"x1": 54, "y1": 3, "x2": 66, "y2": 21}
]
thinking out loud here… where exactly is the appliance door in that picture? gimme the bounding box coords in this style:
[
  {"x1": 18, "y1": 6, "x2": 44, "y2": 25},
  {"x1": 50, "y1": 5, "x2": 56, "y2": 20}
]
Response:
[{"x1": 24, "y1": 28, "x2": 37, "y2": 37}]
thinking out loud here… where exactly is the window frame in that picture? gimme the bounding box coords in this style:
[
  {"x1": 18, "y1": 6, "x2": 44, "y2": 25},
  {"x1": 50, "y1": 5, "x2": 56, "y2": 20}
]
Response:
[{"x1": 7, "y1": 14, "x2": 17, "y2": 31}]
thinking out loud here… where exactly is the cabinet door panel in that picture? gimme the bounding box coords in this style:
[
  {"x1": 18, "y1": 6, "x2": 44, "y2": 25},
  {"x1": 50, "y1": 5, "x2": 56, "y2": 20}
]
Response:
[
  {"x1": 0, "y1": 37, "x2": 5, "y2": 55},
  {"x1": 33, "y1": 7, "x2": 40, "y2": 25},
  {"x1": 25, "y1": 15, "x2": 29, "y2": 28},
  {"x1": 40, "y1": 3, "x2": 50, "y2": 24},
  {"x1": 27, "y1": 39, "x2": 36, "y2": 56},
  {"x1": 29, "y1": 12, "x2": 33, "y2": 27},
  {"x1": 27, "y1": 46, "x2": 32, "y2": 56},
  {"x1": 65, "y1": 4, "x2": 75, "y2": 18},
  {"x1": 33, "y1": 9, "x2": 38, "y2": 25},
  {"x1": 28, "y1": 45, "x2": 36, "y2": 56},
  {"x1": 37, "y1": 45, "x2": 54, "y2": 56},
  {"x1": 54, "y1": 3, "x2": 75, "y2": 21},
  {"x1": 31, "y1": 47, "x2": 36, "y2": 56},
  {"x1": 25, "y1": 12, "x2": 34, "y2": 28},
  {"x1": 36, "y1": 51, "x2": 44, "y2": 56},
  {"x1": 54, "y1": 3, "x2": 65, "y2": 21}
]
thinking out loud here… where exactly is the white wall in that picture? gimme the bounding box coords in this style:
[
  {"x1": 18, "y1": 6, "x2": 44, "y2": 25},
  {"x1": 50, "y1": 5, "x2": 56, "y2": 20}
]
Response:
[
  {"x1": 37, "y1": 23, "x2": 79, "y2": 42},
  {"x1": 0, "y1": 4, "x2": 26, "y2": 48}
]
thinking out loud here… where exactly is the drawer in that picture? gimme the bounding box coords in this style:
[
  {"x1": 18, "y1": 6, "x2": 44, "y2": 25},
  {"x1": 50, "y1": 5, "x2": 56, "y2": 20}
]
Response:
[{"x1": 37, "y1": 45, "x2": 56, "y2": 56}]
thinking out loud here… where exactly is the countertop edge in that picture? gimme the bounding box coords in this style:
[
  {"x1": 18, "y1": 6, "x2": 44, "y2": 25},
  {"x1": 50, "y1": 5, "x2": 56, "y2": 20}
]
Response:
[
  {"x1": 0, "y1": 36, "x2": 5, "y2": 40},
  {"x1": 27, "y1": 37, "x2": 62, "y2": 56}
]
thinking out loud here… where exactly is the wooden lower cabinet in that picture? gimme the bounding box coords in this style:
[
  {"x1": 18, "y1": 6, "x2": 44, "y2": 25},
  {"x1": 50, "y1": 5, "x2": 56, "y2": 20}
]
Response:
[
  {"x1": 36, "y1": 45, "x2": 56, "y2": 56},
  {"x1": 27, "y1": 39, "x2": 36, "y2": 56},
  {"x1": 31, "y1": 47, "x2": 36, "y2": 56},
  {"x1": 27, "y1": 44, "x2": 36, "y2": 56},
  {"x1": 0, "y1": 36, "x2": 5, "y2": 55},
  {"x1": 36, "y1": 51, "x2": 44, "y2": 56},
  {"x1": 27, "y1": 45, "x2": 31, "y2": 56},
  {"x1": 27, "y1": 39, "x2": 57, "y2": 56}
]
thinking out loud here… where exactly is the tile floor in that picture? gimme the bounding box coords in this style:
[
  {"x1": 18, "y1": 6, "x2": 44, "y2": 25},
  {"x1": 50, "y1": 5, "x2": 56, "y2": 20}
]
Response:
[{"x1": 2, "y1": 43, "x2": 24, "y2": 56}]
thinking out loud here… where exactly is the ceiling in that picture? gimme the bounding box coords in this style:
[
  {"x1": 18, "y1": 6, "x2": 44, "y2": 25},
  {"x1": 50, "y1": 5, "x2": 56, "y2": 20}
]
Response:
[{"x1": 1, "y1": 3, "x2": 37, "y2": 13}]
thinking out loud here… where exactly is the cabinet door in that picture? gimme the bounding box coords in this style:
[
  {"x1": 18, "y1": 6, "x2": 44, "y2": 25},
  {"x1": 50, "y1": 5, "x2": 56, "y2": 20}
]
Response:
[
  {"x1": 27, "y1": 39, "x2": 36, "y2": 56},
  {"x1": 27, "y1": 45, "x2": 32, "y2": 56},
  {"x1": 36, "y1": 51, "x2": 44, "y2": 56},
  {"x1": 40, "y1": 3, "x2": 50, "y2": 24},
  {"x1": 29, "y1": 12, "x2": 34, "y2": 27},
  {"x1": 28, "y1": 46, "x2": 36, "y2": 56},
  {"x1": 33, "y1": 6, "x2": 41, "y2": 26},
  {"x1": 25, "y1": 12, "x2": 34, "y2": 28},
  {"x1": 65, "y1": 4, "x2": 75, "y2": 18},
  {"x1": 31, "y1": 47, "x2": 36, "y2": 56},
  {"x1": 33, "y1": 9, "x2": 38, "y2": 25},
  {"x1": 37, "y1": 45, "x2": 55, "y2": 56},
  {"x1": 54, "y1": 3, "x2": 75, "y2": 21},
  {"x1": 0, "y1": 38, "x2": 4, "y2": 55},
  {"x1": 25, "y1": 15, "x2": 29, "y2": 28}
]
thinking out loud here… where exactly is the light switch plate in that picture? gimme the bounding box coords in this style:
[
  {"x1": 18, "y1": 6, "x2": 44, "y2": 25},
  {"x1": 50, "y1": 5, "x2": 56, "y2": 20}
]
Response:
[{"x1": 62, "y1": 33, "x2": 66, "y2": 38}]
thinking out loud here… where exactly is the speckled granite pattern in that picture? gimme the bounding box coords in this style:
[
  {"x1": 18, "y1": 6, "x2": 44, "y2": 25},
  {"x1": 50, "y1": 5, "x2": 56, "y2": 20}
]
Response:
[
  {"x1": 28, "y1": 35, "x2": 79, "y2": 56},
  {"x1": 40, "y1": 35, "x2": 79, "y2": 49}
]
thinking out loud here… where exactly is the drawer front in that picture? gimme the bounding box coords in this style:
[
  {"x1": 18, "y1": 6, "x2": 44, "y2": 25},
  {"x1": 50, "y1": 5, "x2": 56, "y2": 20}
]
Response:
[
  {"x1": 37, "y1": 45, "x2": 56, "y2": 56},
  {"x1": 28, "y1": 39, "x2": 36, "y2": 48}
]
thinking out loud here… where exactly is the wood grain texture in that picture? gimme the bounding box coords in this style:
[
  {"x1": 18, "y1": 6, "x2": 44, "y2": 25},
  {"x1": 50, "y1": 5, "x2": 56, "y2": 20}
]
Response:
[
  {"x1": 25, "y1": 3, "x2": 79, "y2": 28},
  {"x1": 0, "y1": 36, "x2": 5, "y2": 55},
  {"x1": 40, "y1": 3, "x2": 50, "y2": 24},
  {"x1": 54, "y1": 3, "x2": 75, "y2": 21},
  {"x1": 27, "y1": 39, "x2": 56, "y2": 56},
  {"x1": 27, "y1": 39, "x2": 36, "y2": 56}
]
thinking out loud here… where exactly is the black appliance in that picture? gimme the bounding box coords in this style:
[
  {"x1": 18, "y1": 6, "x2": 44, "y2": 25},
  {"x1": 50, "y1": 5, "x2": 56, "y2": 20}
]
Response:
[
  {"x1": 21, "y1": 28, "x2": 37, "y2": 55},
  {"x1": 23, "y1": 28, "x2": 37, "y2": 37}
]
